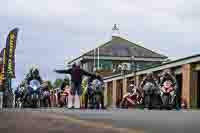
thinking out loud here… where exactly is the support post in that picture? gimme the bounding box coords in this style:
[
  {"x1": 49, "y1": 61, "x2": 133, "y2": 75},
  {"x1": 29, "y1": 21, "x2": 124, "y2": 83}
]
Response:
[
  {"x1": 122, "y1": 78, "x2": 127, "y2": 95},
  {"x1": 112, "y1": 80, "x2": 117, "y2": 108},
  {"x1": 182, "y1": 64, "x2": 198, "y2": 109},
  {"x1": 104, "y1": 82, "x2": 108, "y2": 107}
]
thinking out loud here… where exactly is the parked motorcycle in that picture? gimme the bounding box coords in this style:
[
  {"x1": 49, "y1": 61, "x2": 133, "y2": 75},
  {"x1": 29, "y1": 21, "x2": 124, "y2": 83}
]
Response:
[
  {"x1": 160, "y1": 80, "x2": 176, "y2": 110},
  {"x1": 41, "y1": 90, "x2": 51, "y2": 107},
  {"x1": 120, "y1": 84, "x2": 143, "y2": 108},
  {"x1": 27, "y1": 80, "x2": 41, "y2": 108},
  {"x1": 88, "y1": 79, "x2": 104, "y2": 109},
  {"x1": 15, "y1": 88, "x2": 24, "y2": 108},
  {"x1": 15, "y1": 94, "x2": 23, "y2": 108},
  {"x1": 143, "y1": 82, "x2": 161, "y2": 109},
  {"x1": 58, "y1": 88, "x2": 69, "y2": 107}
]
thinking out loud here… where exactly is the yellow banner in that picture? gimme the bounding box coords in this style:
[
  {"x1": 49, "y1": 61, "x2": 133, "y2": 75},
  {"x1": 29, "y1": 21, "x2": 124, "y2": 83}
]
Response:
[
  {"x1": 0, "y1": 48, "x2": 6, "y2": 80},
  {"x1": 5, "y1": 28, "x2": 18, "y2": 78}
]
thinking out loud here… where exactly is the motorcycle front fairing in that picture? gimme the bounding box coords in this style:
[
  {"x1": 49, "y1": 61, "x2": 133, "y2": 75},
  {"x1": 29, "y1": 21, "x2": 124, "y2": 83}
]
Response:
[
  {"x1": 91, "y1": 79, "x2": 104, "y2": 94},
  {"x1": 28, "y1": 80, "x2": 41, "y2": 97},
  {"x1": 160, "y1": 80, "x2": 176, "y2": 106},
  {"x1": 160, "y1": 80, "x2": 175, "y2": 94},
  {"x1": 88, "y1": 79, "x2": 104, "y2": 107},
  {"x1": 143, "y1": 82, "x2": 157, "y2": 94}
]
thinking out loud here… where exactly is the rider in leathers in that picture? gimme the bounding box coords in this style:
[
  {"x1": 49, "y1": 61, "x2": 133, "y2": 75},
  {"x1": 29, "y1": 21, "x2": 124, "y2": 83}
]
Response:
[
  {"x1": 139, "y1": 72, "x2": 158, "y2": 93},
  {"x1": 23, "y1": 67, "x2": 43, "y2": 104},
  {"x1": 41, "y1": 81, "x2": 51, "y2": 107},
  {"x1": 160, "y1": 70, "x2": 177, "y2": 89},
  {"x1": 57, "y1": 78, "x2": 69, "y2": 106},
  {"x1": 159, "y1": 69, "x2": 178, "y2": 105},
  {"x1": 26, "y1": 68, "x2": 43, "y2": 85},
  {"x1": 86, "y1": 73, "x2": 105, "y2": 109}
]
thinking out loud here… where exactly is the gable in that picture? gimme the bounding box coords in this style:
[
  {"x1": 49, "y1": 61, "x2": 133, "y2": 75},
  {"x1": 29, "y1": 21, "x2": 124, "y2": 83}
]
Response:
[{"x1": 85, "y1": 36, "x2": 167, "y2": 59}]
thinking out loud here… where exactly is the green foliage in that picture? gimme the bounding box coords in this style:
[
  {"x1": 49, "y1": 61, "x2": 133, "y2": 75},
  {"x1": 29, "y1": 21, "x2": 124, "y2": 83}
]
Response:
[
  {"x1": 64, "y1": 76, "x2": 70, "y2": 85},
  {"x1": 47, "y1": 80, "x2": 53, "y2": 90},
  {"x1": 53, "y1": 78, "x2": 64, "y2": 88}
]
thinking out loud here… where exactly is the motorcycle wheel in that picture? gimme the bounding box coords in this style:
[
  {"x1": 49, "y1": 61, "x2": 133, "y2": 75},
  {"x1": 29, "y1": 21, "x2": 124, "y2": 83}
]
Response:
[
  {"x1": 42, "y1": 96, "x2": 49, "y2": 108},
  {"x1": 16, "y1": 100, "x2": 22, "y2": 108},
  {"x1": 32, "y1": 101, "x2": 37, "y2": 108},
  {"x1": 120, "y1": 100, "x2": 127, "y2": 108},
  {"x1": 59, "y1": 103, "x2": 63, "y2": 108},
  {"x1": 144, "y1": 95, "x2": 151, "y2": 109},
  {"x1": 162, "y1": 95, "x2": 171, "y2": 109},
  {"x1": 124, "y1": 100, "x2": 128, "y2": 109},
  {"x1": 95, "y1": 95, "x2": 101, "y2": 109},
  {"x1": 44, "y1": 98, "x2": 48, "y2": 107},
  {"x1": 35, "y1": 102, "x2": 38, "y2": 108},
  {"x1": 88, "y1": 96, "x2": 94, "y2": 109},
  {"x1": 32, "y1": 99, "x2": 40, "y2": 108},
  {"x1": 59, "y1": 96, "x2": 65, "y2": 108}
]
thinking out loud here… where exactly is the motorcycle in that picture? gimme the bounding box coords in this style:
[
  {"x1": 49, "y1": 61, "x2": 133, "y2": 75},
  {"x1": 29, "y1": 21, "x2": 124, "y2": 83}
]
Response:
[
  {"x1": 88, "y1": 79, "x2": 104, "y2": 109},
  {"x1": 120, "y1": 84, "x2": 143, "y2": 108},
  {"x1": 15, "y1": 97, "x2": 22, "y2": 108},
  {"x1": 27, "y1": 80, "x2": 41, "y2": 108},
  {"x1": 143, "y1": 82, "x2": 161, "y2": 109},
  {"x1": 160, "y1": 80, "x2": 176, "y2": 110},
  {"x1": 15, "y1": 94, "x2": 23, "y2": 108},
  {"x1": 15, "y1": 88, "x2": 23, "y2": 108},
  {"x1": 41, "y1": 90, "x2": 51, "y2": 108},
  {"x1": 58, "y1": 88, "x2": 69, "y2": 107}
]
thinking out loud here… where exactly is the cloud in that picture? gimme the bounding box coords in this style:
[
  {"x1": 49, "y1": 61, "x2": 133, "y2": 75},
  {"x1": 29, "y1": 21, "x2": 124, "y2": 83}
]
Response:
[{"x1": 1, "y1": 0, "x2": 200, "y2": 88}]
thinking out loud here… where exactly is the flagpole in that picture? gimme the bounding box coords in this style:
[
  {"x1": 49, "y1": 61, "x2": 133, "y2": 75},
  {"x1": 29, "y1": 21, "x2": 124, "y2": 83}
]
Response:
[
  {"x1": 97, "y1": 48, "x2": 99, "y2": 70},
  {"x1": 94, "y1": 49, "x2": 96, "y2": 72}
]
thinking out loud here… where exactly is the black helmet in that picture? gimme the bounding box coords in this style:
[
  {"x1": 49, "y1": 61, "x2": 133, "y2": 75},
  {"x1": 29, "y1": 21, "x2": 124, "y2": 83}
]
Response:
[
  {"x1": 147, "y1": 72, "x2": 153, "y2": 77},
  {"x1": 162, "y1": 69, "x2": 171, "y2": 76},
  {"x1": 32, "y1": 69, "x2": 39, "y2": 76},
  {"x1": 72, "y1": 63, "x2": 76, "y2": 68}
]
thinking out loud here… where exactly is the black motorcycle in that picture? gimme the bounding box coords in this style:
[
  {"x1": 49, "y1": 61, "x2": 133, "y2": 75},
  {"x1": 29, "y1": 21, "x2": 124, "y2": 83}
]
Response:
[
  {"x1": 41, "y1": 90, "x2": 51, "y2": 108},
  {"x1": 143, "y1": 82, "x2": 161, "y2": 109},
  {"x1": 88, "y1": 79, "x2": 104, "y2": 109},
  {"x1": 15, "y1": 89, "x2": 23, "y2": 108},
  {"x1": 160, "y1": 80, "x2": 176, "y2": 110}
]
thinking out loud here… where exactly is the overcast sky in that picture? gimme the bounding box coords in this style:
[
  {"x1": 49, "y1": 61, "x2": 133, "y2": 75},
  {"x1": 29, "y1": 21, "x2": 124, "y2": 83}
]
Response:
[{"x1": 1, "y1": 0, "x2": 200, "y2": 87}]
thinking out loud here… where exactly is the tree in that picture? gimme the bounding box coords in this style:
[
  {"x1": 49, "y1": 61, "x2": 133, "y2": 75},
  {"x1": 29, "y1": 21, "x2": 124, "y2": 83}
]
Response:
[
  {"x1": 47, "y1": 80, "x2": 53, "y2": 90},
  {"x1": 64, "y1": 76, "x2": 70, "y2": 85},
  {"x1": 53, "y1": 79, "x2": 63, "y2": 89}
]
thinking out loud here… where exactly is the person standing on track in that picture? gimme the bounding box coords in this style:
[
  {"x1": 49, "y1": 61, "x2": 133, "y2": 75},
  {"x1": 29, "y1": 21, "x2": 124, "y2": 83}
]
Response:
[{"x1": 54, "y1": 63, "x2": 96, "y2": 109}]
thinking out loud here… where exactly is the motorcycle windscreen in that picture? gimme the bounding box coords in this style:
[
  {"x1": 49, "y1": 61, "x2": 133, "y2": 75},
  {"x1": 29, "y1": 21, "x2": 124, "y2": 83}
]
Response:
[
  {"x1": 29, "y1": 80, "x2": 41, "y2": 90},
  {"x1": 143, "y1": 82, "x2": 154, "y2": 91},
  {"x1": 92, "y1": 79, "x2": 102, "y2": 90}
]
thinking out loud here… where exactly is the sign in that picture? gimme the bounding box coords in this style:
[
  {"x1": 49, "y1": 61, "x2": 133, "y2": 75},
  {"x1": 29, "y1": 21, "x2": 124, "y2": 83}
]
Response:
[
  {"x1": 5, "y1": 28, "x2": 19, "y2": 78},
  {"x1": 0, "y1": 48, "x2": 6, "y2": 80}
]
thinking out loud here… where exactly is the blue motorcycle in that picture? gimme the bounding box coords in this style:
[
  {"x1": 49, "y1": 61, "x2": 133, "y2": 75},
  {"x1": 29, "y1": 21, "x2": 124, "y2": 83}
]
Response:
[
  {"x1": 27, "y1": 80, "x2": 41, "y2": 108},
  {"x1": 88, "y1": 79, "x2": 104, "y2": 109}
]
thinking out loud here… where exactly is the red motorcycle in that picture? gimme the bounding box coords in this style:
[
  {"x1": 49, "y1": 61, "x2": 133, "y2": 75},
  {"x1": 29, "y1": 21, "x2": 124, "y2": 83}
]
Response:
[
  {"x1": 58, "y1": 88, "x2": 69, "y2": 107},
  {"x1": 160, "y1": 80, "x2": 176, "y2": 109},
  {"x1": 41, "y1": 90, "x2": 51, "y2": 108},
  {"x1": 120, "y1": 84, "x2": 143, "y2": 108}
]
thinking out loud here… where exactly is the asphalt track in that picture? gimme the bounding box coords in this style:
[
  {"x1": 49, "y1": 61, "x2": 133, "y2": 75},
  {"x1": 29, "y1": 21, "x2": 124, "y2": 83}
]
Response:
[{"x1": 0, "y1": 108, "x2": 199, "y2": 133}]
